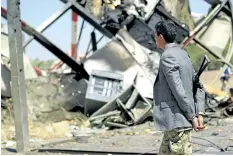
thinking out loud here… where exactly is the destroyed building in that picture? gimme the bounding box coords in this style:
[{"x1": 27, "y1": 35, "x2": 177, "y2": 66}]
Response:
[{"x1": 1, "y1": 0, "x2": 233, "y2": 154}]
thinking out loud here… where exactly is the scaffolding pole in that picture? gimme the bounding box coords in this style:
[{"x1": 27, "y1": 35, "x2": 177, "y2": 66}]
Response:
[{"x1": 7, "y1": 0, "x2": 29, "y2": 153}]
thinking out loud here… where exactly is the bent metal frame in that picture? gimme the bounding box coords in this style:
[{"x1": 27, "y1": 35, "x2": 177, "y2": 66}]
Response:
[{"x1": 3, "y1": 0, "x2": 233, "y2": 153}]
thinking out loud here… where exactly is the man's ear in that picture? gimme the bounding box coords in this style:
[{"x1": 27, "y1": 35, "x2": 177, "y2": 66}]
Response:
[{"x1": 159, "y1": 34, "x2": 164, "y2": 41}]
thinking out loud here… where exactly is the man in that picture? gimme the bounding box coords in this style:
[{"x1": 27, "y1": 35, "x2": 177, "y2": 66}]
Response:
[
  {"x1": 220, "y1": 66, "x2": 232, "y2": 91},
  {"x1": 153, "y1": 21, "x2": 205, "y2": 155}
]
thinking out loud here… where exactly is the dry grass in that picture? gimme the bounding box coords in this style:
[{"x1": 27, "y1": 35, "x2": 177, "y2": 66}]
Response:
[{"x1": 1, "y1": 117, "x2": 90, "y2": 141}]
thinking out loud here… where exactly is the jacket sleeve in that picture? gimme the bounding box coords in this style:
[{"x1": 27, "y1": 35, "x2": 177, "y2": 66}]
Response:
[
  {"x1": 195, "y1": 87, "x2": 206, "y2": 114},
  {"x1": 161, "y1": 54, "x2": 195, "y2": 120},
  {"x1": 192, "y1": 69, "x2": 206, "y2": 115}
]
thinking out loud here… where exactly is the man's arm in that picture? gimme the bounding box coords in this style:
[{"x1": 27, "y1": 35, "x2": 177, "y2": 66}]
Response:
[
  {"x1": 192, "y1": 66, "x2": 206, "y2": 116},
  {"x1": 195, "y1": 87, "x2": 206, "y2": 130},
  {"x1": 195, "y1": 87, "x2": 206, "y2": 115},
  {"x1": 161, "y1": 54, "x2": 195, "y2": 120}
]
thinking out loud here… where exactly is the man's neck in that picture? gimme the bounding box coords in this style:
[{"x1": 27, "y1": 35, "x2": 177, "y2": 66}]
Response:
[{"x1": 165, "y1": 43, "x2": 176, "y2": 49}]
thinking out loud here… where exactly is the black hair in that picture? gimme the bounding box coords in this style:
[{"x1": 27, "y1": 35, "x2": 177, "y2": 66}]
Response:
[{"x1": 155, "y1": 21, "x2": 177, "y2": 43}]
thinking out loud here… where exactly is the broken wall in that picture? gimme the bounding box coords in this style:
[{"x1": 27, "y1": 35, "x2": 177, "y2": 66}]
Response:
[{"x1": 1, "y1": 33, "x2": 38, "y2": 97}]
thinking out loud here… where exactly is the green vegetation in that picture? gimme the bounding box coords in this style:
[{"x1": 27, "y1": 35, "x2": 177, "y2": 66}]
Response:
[
  {"x1": 185, "y1": 43, "x2": 233, "y2": 71},
  {"x1": 30, "y1": 58, "x2": 55, "y2": 70}
]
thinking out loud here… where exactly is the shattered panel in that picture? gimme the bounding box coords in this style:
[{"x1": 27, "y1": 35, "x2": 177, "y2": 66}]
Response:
[
  {"x1": 84, "y1": 39, "x2": 159, "y2": 98},
  {"x1": 84, "y1": 70, "x2": 124, "y2": 115}
]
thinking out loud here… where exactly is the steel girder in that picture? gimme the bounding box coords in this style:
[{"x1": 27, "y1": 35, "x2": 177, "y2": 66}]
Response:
[{"x1": 1, "y1": 7, "x2": 89, "y2": 79}]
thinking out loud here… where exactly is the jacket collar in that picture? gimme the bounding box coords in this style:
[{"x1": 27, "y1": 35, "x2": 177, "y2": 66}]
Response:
[{"x1": 165, "y1": 43, "x2": 179, "y2": 49}]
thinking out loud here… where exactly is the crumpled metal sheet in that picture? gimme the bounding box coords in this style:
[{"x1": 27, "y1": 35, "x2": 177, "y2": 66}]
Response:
[
  {"x1": 90, "y1": 84, "x2": 153, "y2": 128},
  {"x1": 83, "y1": 31, "x2": 160, "y2": 98}
]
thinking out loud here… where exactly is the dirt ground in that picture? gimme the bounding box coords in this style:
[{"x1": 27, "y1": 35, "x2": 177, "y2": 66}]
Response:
[
  {"x1": 2, "y1": 118, "x2": 233, "y2": 155},
  {"x1": 200, "y1": 70, "x2": 233, "y2": 96},
  {"x1": 1, "y1": 70, "x2": 232, "y2": 155}
]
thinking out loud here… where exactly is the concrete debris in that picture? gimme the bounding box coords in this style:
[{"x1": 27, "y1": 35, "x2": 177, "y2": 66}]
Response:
[
  {"x1": 68, "y1": 127, "x2": 109, "y2": 137},
  {"x1": 1, "y1": 32, "x2": 38, "y2": 97},
  {"x1": 90, "y1": 0, "x2": 159, "y2": 20},
  {"x1": 1, "y1": 141, "x2": 16, "y2": 148},
  {"x1": 1, "y1": 75, "x2": 90, "y2": 124},
  {"x1": 60, "y1": 74, "x2": 88, "y2": 111},
  {"x1": 120, "y1": 0, "x2": 160, "y2": 20},
  {"x1": 89, "y1": 84, "x2": 153, "y2": 129},
  {"x1": 205, "y1": 90, "x2": 233, "y2": 119}
]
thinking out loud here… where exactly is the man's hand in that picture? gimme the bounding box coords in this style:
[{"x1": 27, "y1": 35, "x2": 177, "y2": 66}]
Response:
[
  {"x1": 192, "y1": 117, "x2": 200, "y2": 132},
  {"x1": 197, "y1": 115, "x2": 205, "y2": 130}
]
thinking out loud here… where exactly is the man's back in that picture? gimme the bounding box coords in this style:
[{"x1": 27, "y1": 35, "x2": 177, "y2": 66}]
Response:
[
  {"x1": 153, "y1": 43, "x2": 196, "y2": 131},
  {"x1": 153, "y1": 20, "x2": 205, "y2": 155}
]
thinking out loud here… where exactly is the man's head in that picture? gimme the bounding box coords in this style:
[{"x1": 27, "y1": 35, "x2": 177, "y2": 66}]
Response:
[{"x1": 154, "y1": 21, "x2": 177, "y2": 49}]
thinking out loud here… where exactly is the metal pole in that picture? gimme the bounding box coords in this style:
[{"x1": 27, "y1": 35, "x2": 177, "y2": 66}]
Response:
[
  {"x1": 85, "y1": 27, "x2": 95, "y2": 54},
  {"x1": 182, "y1": 0, "x2": 228, "y2": 48},
  {"x1": 87, "y1": 35, "x2": 104, "y2": 53},
  {"x1": 7, "y1": 0, "x2": 29, "y2": 153},
  {"x1": 70, "y1": 11, "x2": 78, "y2": 59},
  {"x1": 211, "y1": 0, "x2": 233, "y2": 85},
  {"x1": 193, "y1": 38, "x2": 233, "y2": 68},
  {"x1": 224, "y1": 0, "x2": 233, "y2": 65},
  {"x1": 66, "y1": 0, "x2": 114, "y2": 38},
  {"x1": 204, "y1": 0, "x2": 232, "y2": 17},
  {"x1": 76, "y1": 18, "x2": 85, "y2": 61}
]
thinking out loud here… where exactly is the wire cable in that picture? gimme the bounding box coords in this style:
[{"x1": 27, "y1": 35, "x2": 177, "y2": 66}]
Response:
[{"x1": 193, "y1": 136, "x2": 225, "y2": 152}]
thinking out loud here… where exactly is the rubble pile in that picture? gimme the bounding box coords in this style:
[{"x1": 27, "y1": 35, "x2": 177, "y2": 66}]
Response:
[
  {"x1": 1, "y1": 75, "x2": 91, "y2": 141},
  {"x1": 89, "y1": 85, "x2": 153, "y2": 129},
  {"x1": 25, "y1": 76, "x2": 90, "y2": 123},
  {"x1": 205, "y1": 88, "x2": 233, "y2": 123},
  {"x1": 2, "y1": 71, "x2": 232, "y2": 142}
]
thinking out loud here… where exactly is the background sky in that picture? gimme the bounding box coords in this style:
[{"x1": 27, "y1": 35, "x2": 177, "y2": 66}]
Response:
[{"x1": 1, "y1": 0, "x2": 230, "y2": 60}]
